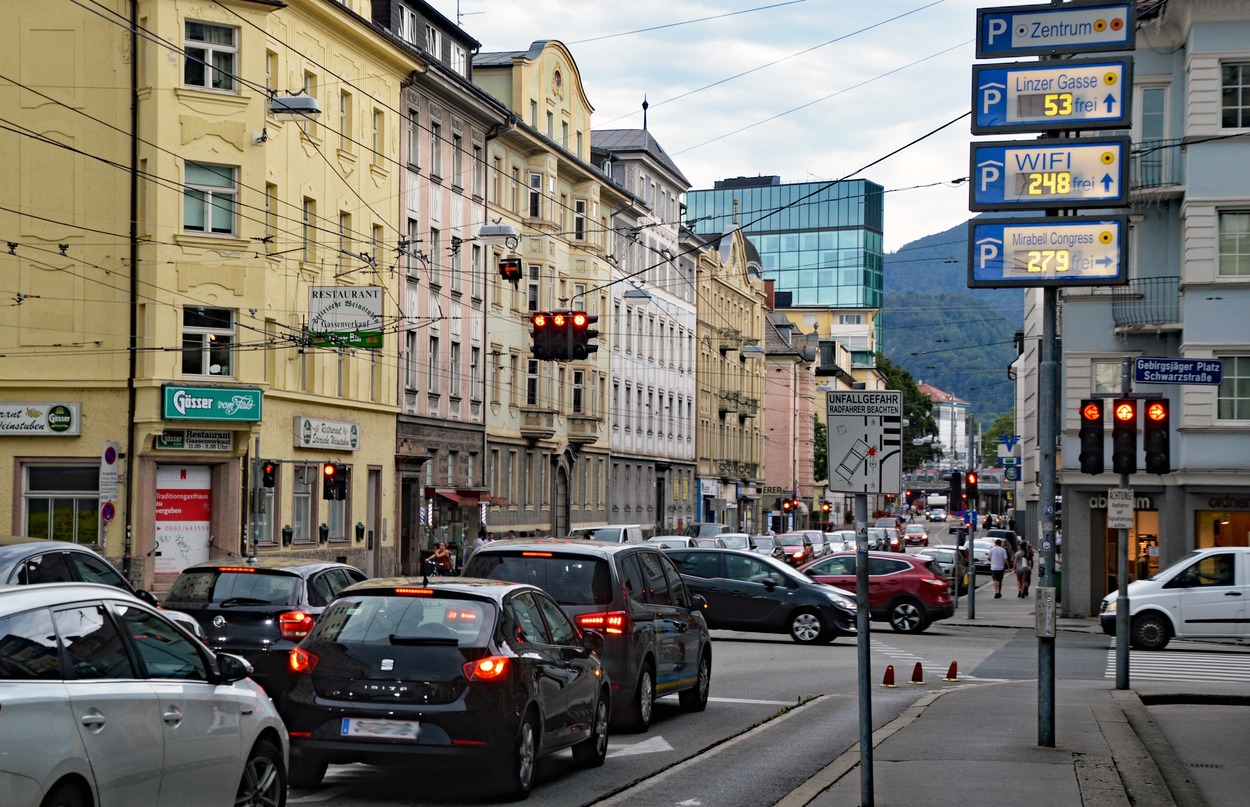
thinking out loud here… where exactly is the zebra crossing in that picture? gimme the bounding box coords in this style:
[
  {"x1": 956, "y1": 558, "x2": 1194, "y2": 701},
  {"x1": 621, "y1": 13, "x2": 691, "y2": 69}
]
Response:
[{"x1": 1104, "y1": 640, "x2": 1250, "y2": 683}]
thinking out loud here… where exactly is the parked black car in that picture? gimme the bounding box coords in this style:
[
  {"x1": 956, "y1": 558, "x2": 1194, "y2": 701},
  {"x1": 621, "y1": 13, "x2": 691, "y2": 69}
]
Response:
[
  {"x1": 0, "y1": 535, "x2": 205, "y2": 638},
  {"x1": 279, "y1": 577, "x2": 610, "y2": 799},
  {"x1": 462, "y1": 539, "x2": 711, "y2": 732},
  {"x1": 663, "y1": 548, "x2": 858, "y2": 644},
  {"x1": 162, "y1": 557, "x2": 366, "y2": 695}
]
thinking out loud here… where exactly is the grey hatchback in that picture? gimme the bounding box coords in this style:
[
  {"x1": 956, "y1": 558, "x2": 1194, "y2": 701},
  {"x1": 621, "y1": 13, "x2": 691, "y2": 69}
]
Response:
[{"x1": 462, "y1": 539, "x2": 711, "y2": 732}]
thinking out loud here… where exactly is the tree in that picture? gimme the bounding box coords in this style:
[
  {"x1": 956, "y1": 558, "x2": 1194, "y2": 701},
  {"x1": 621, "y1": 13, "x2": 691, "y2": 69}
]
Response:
[
  {"x1": 981, "y1": 408, "x2": 1016, "y2": 459},
  {"x1": 814, "y1": 415, "x2": 827, "y2": 482},
  {"x1": 876, "y1": 353, "x2": 940, "y2": 471}
]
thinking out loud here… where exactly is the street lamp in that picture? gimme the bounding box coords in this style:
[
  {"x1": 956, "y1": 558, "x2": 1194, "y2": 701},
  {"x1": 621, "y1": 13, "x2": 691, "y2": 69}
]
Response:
[{"x1": 477, "y1": 221, "x2": 520, "y2": 251}]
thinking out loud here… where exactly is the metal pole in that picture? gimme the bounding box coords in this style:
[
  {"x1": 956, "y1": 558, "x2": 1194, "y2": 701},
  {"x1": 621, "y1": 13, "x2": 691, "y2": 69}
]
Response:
[
  {"x1": 250, "y1": 436, "x2": 261, "y2": 560},
  {"x1": 1116, "y1": 356, "x2": 1132, "y2": 689},
  {"x1": 1038, "y1": 286, "x2": 1058, "y2": 747},
  {"x1": 854, "y1": 492, "x2": 873, "y2": 807}
]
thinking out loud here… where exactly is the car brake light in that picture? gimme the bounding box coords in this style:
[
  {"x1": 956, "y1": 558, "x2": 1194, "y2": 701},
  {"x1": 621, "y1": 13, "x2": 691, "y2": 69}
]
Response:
[
  {"x1": 921, "y1": 578, "x2": 948, "y2": 590},
  {"x1": 279, "y1": 611, "x2": 315, "y2": 640},
  {"x1": 217, "y1": 567, "x2": 256, "y2": 573},
  {"x1": 521, "y1": 551, "x2": 553, "y2": 557},
  {"x1": 463, "y1": 656, "x2": 509, "y2": 681},
  {"x1": 289, "y1": 647, "x2": 318, "y2": 674},
  {"x1": 394, "y1": 587, "x2": 433, "y2": 596},
  {"x1": 576, "y1": 611, "x2": 629, "y2": 635}
]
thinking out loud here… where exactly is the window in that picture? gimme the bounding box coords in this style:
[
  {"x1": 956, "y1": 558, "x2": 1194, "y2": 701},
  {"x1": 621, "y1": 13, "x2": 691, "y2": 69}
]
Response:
[
  {"x1": 429, "y1": 336, "x2": 440, "y2": 392},
  {"x1": 470, "y1": 346, "x2": 481, "y2": 399},
  {"x1": 1222, "y1": 62, "x2": 1250, "y2": 129},
  {"x1": 302, "y1": 197, "x2": 316, "y2": 261},
  {"x1": 184, "y1": 22, "x2": 236, "y2": 91},
  {"x1": 406, "y1": 218, "x2": 419, "y2": 275},
  {"x1": 54, "y1": 605, "x2": 134, "y2": 680},
  {"x1": 491, "y1": 156, "x2": 502, "y2": 203},
  {"x1": 183, "y1": 163, "x2": 236, "y2": 235},
  {"x1": 452, "y1": 134, "x2": 464, "y2": 187},
  {"x1": 0, "y1": 610, "x2": 61, "y2": 679},
  {"x1": 1219, "y1": 211, "x2": 1250, "y2": 276},
  {"x1": 572, "y1": 369, "x2": 584, "y2": 414},
  {"x1": 371, "y1": 109, "x2": 383, "y2": 165},
  {"x1": 546, "y1": 111, "x2": 554, "y2": 139},
  {"x1": 530, "y1": 99, "x2": 538, "y2": 127},
  {"x1": 529, "y1": 173, "x2": 542, "y2": 218},
  {"x1": 471, "y1": 244, "x2": 483, "y2": 301},
  {"x1": 406, "y1": 331, "x2": 418, "y2": 389},
  {"x1": 510, "y1": 167, "x2": 520, "y2": 212},
  {"x1": 561, "y1": 121, "x2": 569, "y2": 148},
  {"x1": 527, "y1": 359, "x2": 539, "y2": 406},
  {"x1": 338, "y1": 211, "x2": 351, "y2": 271},
  {"x1": 450, "y1": 236, "x2": 462, "y2": 294},
  {"x1": 116, "y1": 605, "x2": 209, "y2": 680},
  {"x1": 264, "y1": 182, "x2": 277, "y2": 243},
  {"x1": 430, "y1": 121, "x2": 442, "y2": 176},
  {"x1": 182, "y1": 307, "x2": 234, "y2": 377},
  {"x1": 1217, "y1": 355, "x2": 1250, "y2": 420},
  {"x1": 574, "y1": 200, "x2": 586, "y2": 241},
  {"x1": 425, "y1": 24, "x2": 442, "y2": 59},
  {"x1": 451, "y1": 44, "x2": 467, "y2": 76},
  {"x1": 339, "y1": 90, "x2": 352, "y2": 150},
  {"x1": 429, "y1": 228, "x2": 442, "y2": 285},
  {"x1": 1092, "y1": 359, "x2": 1120, "y2": 395},
  {"x1": 406, "y1": 108, "x2": 419, "y2": 167},
  {"x1": 327, "y1": 465, "x2": 349, "y2": 541},
  {"x1": 472, "y1": 145, "x2": 483, "y2": 196},
  {"x1": 265, "y1": 50, "x2": 278, "y2": 94},
  {"x1": 450, "y1": 342, "x2": 462, "y2": 398},
  {"x1": 398, "y1": 6, "x2": 417, "y2": 44},
  {"x1": 302, "y1": 72, "x2": 319, "y2": 138},
  {"x1": 527, "y1": 264, "x2": 540, "y2": 311},
  {"x1": 23, "y1": 465, "x2": 98, "y2": 542}
]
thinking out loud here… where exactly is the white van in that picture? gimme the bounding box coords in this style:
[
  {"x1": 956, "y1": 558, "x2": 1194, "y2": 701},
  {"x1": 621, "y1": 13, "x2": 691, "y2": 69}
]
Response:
[
  {"x1": 1100, "y1": 546, "x2": 1249, "y2": 649},
  {"x1": 567, "y1": 524, "x2": 644, "y2": 543}
]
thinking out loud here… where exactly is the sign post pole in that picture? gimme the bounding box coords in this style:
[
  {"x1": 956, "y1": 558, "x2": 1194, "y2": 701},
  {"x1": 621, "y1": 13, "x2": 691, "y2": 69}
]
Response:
[{"x1": 854, "y1": 491, "x2": 873, "y2": 807}]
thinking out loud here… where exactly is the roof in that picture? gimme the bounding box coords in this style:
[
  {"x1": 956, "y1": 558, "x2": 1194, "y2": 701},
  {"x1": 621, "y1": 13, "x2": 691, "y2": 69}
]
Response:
[
  {"x1": 591, "y1": 129, "x2": 689, "y2": 186},
  {"x1": 178, "y1": 557, "x2": 361, "y2": 575},
  {"x1": 917, "y1": 383, "x2": 970, "y2": 406}
]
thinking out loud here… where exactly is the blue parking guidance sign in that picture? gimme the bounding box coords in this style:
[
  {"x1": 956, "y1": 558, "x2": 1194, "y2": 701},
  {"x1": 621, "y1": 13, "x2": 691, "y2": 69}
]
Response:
[{"x1": 977, "y1": 1, "x2": 1135, "y2": 59}]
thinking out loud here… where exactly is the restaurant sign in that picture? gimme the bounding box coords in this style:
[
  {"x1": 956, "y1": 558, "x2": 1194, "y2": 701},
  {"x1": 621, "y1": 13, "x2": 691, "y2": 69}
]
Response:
[
  {"x1": 162, "y1": 386, "x2": 262, "y2": 422},
  {"x1": 0, "y1": 403, "x2": 81, "y2": 436},
  {"x1": 295, "y1": 416, "x2": 360, "y2": 452}
]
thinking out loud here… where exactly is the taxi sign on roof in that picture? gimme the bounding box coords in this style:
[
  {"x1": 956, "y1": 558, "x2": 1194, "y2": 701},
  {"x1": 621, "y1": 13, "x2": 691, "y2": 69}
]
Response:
[{"x1": 977, "y1": 1, "x2": 1135, "y2": 59}]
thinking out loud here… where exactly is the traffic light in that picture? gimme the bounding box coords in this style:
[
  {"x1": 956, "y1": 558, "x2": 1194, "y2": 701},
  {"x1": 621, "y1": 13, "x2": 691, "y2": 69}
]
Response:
[
  {"x1": 531, "y1": 312, "x2": 566, "y2": 361},
  {"x1": 949, "y1": 471, "x2": 962, "y2": 508},
  {"x1": 1078, "y1": 399, "x2": 1105, "y2": 474},
  {"x1": 964, "y1": 471, "x2": 979, "y2": 503},
  {"x1": 1111, "y1": 398, "x2": 1137, "y2": 475},
  {"x1": 821, "y1": 501, "x2": 832, "y2": 515},
  {"x1": 261, "y1": 460, "x2": 277, "y2": 488},
  {"x1": 322, "y1": 462, "x2": 346, "y2": 500},
  {"x1": 781, "y1": 498, "x2": 793, "y2": 513},
  {"x1": 1143, "y1": 398, "x2": 1170, "y2": 475},
  {"x1": 569, "y1": 312, "x2": 600, "y2": 359},
  {"x1": 499, "y1": 257, "x2": 522, "y2": 285}
]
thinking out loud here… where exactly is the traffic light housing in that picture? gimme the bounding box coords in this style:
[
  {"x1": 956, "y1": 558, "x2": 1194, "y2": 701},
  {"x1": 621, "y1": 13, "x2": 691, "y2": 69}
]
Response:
[
  {"x1": 964, "y1": 471, "x2": 979, "y2": 503},
  {"x1": 569, "y1": 312, "x2": 600, "y2": 359},
  {"x1": 949, "y1": 471, "x2": 962, "y2": 508},
  {"x1": 261, "y1": 460, "x2": 277, "y2": 488},
  {"x1": 1143, "y1": 398, "x2": 1170, "y2": 474},
  {"x1": 531, "y1": 312, "x2": 567, "y2": 361},
  {"x1": 1111, "y1": 398, "x2": 1137, "y2": 475},
  {"x1": 1078, "y1": 399, "x2": 1105, "y2": 474},
  {"x1": 498, "y1": 257, "x2": 522, "y2": 284},
  {"x1": 781, "y1": 498, "x2": 793, "y2": 513},
  {"x1": 322, "y1": 462, "x2": 346, "y2": 500},
  {"x1": 821, "y1": 501, "x2": 832, "y2": 515}
]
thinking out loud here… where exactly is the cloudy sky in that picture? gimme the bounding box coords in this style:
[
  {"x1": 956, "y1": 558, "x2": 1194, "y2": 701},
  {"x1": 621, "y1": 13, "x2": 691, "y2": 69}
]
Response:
[{"x1": 427, "y1": 0, "x2": 1044, "y2": 252}]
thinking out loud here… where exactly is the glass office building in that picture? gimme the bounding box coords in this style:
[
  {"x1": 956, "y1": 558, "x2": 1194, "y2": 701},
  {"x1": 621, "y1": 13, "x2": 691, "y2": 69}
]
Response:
[{"x1": 685, "y1": 177, "x2": 884, "y2": 309}]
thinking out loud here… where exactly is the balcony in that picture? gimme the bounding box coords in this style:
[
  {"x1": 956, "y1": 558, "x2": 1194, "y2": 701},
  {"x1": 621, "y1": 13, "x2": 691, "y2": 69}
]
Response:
[
  {"x1": 1131, "y1": 138, "x2": 1184, "y2": 200},
  {"x1": 1112, "y1": 276, "x2": 1180, "y2": 330},
  {"x1": 519, "y1": 407, "x2": 557, "y2": 440},
  {"x1": 718, "y1": 390, "x2": 741, "y2": 415},
  {"x1": 738, "y1": 396, "x2": 759, "y2": 419},
  {"x1": 567, "y1": 413, "x2": 603, "y2": 445}
]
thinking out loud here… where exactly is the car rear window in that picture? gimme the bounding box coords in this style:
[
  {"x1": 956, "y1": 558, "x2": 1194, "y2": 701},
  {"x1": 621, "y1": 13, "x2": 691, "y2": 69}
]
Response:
[
  {"x1": 167, "y1": 568, "x2": 302, "y2": 606},
  {"x1": 311, "y1": 593, "x2": 494, "y2": 648},
  {"x1": 462, "y1": 553, "x2": 613, "y2": 606}
]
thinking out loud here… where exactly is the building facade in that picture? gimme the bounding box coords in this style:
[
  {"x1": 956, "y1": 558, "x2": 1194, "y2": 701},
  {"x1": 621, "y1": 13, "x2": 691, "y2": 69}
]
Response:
[
  {"x1": 592, "y1": 129, "x2": 699, "y2": 534},
  {"x1": 762, "y1": 316, "x2": 818, "y2": 533},
  {"x1": 916, "y1": 383, "x2": 972, "y2": 472}
]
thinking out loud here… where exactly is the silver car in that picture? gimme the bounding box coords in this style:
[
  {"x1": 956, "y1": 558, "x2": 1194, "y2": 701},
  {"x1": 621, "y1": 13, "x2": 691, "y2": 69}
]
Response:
[{"x1": 0, "y1": 583, "x2": 288, "y2": 807}]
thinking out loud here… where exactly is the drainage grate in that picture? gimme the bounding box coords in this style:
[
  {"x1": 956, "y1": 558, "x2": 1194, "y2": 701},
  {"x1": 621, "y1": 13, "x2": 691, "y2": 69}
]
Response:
[{"x1": 1187, "y1": 763, "x2": 1225, "y2": 769}]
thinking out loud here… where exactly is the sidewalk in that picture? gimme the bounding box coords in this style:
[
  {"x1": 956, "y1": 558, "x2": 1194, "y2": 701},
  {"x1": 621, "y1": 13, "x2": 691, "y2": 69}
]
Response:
[{"x1": 776, "y1": 581, "x2": 1242, "y2": 807}]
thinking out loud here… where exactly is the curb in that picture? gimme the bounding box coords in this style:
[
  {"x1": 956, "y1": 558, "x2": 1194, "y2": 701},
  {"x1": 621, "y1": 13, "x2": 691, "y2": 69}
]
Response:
[{"x1": 1114, "y1": 691, "x2": 1209, "y2": 807}]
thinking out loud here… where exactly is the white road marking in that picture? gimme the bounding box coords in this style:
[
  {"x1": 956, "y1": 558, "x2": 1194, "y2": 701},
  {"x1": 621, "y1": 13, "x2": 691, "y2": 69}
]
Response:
[
  {"x1": 609, "y1": 735, "x2": 675, "y2": 756},
  {"x1": 288, "y1": 786, "x2": 352, "y2": 803},
  {"x1": 706, "y1": 696, "x2": 795, "y2": 705}
]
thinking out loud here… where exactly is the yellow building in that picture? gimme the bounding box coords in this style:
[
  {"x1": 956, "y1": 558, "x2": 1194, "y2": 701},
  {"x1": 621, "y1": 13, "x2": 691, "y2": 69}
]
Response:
[
  {"x1": 0, "y1": 0, "x2": 423, "y2": 589},
  {"x1": 689, "y1": 226, "x2": 767, "y2": 531}
]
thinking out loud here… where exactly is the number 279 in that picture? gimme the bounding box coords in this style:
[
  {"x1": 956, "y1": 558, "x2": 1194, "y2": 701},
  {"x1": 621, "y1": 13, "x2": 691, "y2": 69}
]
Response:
[{"x1": 1025, "y1": 250, "x2": 1070, "y2": 273}]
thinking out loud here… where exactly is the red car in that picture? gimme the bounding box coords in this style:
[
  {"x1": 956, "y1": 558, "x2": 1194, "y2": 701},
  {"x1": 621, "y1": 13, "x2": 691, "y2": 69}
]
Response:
[
  {"x1": 799, "y1": 551, "x2": 955, "y2": 633},
  {"x1": 775, "y1": 532, "x2": 815, "y2": 567}
]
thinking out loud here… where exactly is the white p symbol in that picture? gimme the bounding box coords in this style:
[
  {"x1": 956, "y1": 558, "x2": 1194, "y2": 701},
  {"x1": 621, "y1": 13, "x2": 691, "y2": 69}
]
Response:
[
  {"x1": 987, "y1": 18, "x2": 1007, "y2": 44},
  {"x1": 979, "y1": 243, "x2": 1000, "y2": 268}
]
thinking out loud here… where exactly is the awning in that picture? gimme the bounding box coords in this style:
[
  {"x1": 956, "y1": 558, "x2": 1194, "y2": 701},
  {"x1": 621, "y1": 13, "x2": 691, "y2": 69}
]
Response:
[{"x1": 434, "y1": 489, "x2": 461, "y2": 503}]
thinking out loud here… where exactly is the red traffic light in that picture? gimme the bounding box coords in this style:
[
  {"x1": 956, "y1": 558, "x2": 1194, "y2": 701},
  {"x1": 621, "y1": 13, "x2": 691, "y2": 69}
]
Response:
[
  {"x1": 1082, "y1": 401, "x2": 1102, "y2": 421},
  {"x1": 966, "y1": 472, "x2": 978, "y2": 485},
  {"x1": 1113, "y1": 400, "x2": 1136, "y2": 422},
  {"x1": 1146, "y1": 401, "x2": 1167, "y2": 422},
  {"x1": 323, "y1": 463, "x2": 337, "y2": 478},
  {"x1": 572, "y1": 312, "x2": 588, "y2": 328},
  {"x1": 552, "y1": 313, "x2": 568, "y2": 327},
  {"x1": 532, "y1": 313, "x2": 548, "y2": 328}
]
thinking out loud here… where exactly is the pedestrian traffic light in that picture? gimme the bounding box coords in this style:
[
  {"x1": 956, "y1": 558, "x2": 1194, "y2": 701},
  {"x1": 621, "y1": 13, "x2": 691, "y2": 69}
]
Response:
[
  {"x1": 531, "y1": 312, "x2": 566, "y2": 361},
  {"x1": 1143, "y1": 398, "x2": 1170, "y2": 475},
  {"x1": 261, "y1": 460, "x2": 277, "y2": 488},
  {"x1": 1111, "y1": 398, "x2": 1137, "y2": 475},
  {"x1": 322, "y1": 462, "x2": 346, "y2": 500},
  {"x1": 1078, "y1": 399, "x2": 1105, "y2": 475},
  {"x1": 569, "y1": 312, "x2": 600, "y2": 359},
  {"x1": 964, "y1": 471, "x2": 979, "y2": 502},
  {"x1": 498, "y1": 257, "x2": 522, "y2": 285}
]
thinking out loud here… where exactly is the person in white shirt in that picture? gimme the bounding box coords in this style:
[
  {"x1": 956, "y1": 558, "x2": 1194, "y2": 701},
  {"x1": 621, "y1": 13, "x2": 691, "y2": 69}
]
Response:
[{"x1": 988, "y1": 538, "x2": 1011, "y2": 599}]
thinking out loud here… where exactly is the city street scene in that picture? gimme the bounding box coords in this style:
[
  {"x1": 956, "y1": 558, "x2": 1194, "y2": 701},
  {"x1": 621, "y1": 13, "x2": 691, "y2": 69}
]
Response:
[{"x1": 1, "y1": 0, "x2": 1248, "y2": 805}]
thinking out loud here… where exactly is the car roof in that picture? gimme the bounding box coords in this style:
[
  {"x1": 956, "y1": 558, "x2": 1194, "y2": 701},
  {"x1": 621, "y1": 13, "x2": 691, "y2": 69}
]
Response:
[
  {"x1": 0, "y1": 536, "x2": 97, "y2": 559},
  {"x1": 340, "y1": 576, "x2": 532, "y2": 603},
  {"x1": 0, "y1": 581, "x2": 144, "y2": 610},
  {"x1": 176, "y1": 557, "x2": 362, "y2": 576},
  {"x1": 469, "y1": 538, "x2": 654, "y2": 557}
]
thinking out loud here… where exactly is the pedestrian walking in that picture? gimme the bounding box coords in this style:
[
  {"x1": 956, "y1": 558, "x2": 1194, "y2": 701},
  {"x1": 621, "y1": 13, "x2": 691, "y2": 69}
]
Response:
[
  {"x1": 1014, "y1": 542, "x2": 1031, "y2": 597},
  {"x1": 989, "y1": 538, "x2": 1010, "y2": 598}
]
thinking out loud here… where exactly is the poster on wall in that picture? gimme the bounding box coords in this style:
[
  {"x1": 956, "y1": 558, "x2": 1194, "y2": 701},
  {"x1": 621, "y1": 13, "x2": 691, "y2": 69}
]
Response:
[{"x1": 154, "y1": 465, "x2": 211, "y2": 574}]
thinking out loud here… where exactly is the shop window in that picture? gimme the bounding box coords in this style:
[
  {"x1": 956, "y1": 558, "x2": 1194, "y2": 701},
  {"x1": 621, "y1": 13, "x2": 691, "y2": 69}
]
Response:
[
  {"x1": 23, "y1": 465, "x2": 99, "y2": 543},
  {"x1": 292, "y1": 465, "x2": 315, "y2": 543}
]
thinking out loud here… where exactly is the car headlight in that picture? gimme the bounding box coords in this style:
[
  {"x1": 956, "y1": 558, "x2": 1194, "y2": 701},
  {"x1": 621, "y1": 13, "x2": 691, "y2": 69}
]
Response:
[
  {"x1": 826, "y1": 591, "x2": 857, "y2": 611},
  {"x1": 1101, "y1": 599, "x2": 1115, "y2": 615}
]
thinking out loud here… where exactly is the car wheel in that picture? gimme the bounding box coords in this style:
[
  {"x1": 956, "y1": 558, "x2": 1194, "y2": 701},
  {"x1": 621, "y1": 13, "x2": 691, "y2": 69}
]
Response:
[
  {"x1": 622, "y1": 665, "x2": 655, "y2": 731},
  {"x1": 679, "y1": 651, "x2": 711, "y2": 712},
  {"x1": 888, "y1": 598, "x2": 927, "y2": 633},
  {"x1": 40, "y1": 782, "x2": 86, "y2": 807},
  {"x1": 1130, "y1": 612, "x2": 1172, "y2": 650},
  {"x1": 572, "y1": 690, "x2": 610, "y2": 768},
  {"x1": 500, "y1": 711, "x2": 538, "y2": 800},
  {"x1": 789, "y1": 609, "x2": 828, "y2": 644},
  {"x1": 237, "y1": 739, "x2": 285, "y2": 804},
  {"x1": 288, "y1": 754, "x2": 327, "y2": 789}
]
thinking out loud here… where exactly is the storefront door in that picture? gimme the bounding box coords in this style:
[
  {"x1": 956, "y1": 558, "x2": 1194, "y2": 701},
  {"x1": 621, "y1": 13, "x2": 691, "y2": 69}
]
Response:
[{"x1": 154, "y1": 465, "x2": 211, "y2": 574}]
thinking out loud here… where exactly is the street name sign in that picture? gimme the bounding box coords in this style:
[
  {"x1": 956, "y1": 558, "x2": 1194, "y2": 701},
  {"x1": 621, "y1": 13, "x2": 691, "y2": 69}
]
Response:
[
  {"x1": 977, "y1": 1, "x2": 1135, "y2": 59},
  {"x1": 968, "y1": 216, "x2": 1127, "y2": 288},
  {"x1": 970, "y1": 137, "x2": 1130, "y2": 210},
  {"x1": 972, "y1": 58, "x2": 1131, "y2": 134},
  {"x1": 1133, "y1": 357, "x2": 1223, "y2": 386},
  {"x1": 1107, "y1": 488, "x2": 1134, "y2": 530},
  {"x1": 826, "y1": 390, "x2": 902, "y2": 495}
]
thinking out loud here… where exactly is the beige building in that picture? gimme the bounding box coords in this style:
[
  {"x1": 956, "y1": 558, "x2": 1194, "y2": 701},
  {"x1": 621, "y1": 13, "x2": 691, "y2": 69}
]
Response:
[
  {"x1": 689, "y1": 226, "x2": 768, "y2": 531},
  {"x1": 0, "y1": 0, "x2": 423, "y2": 589},
  {"x1": 762, "y1": 316, "x2": 819, "y2": 532}
]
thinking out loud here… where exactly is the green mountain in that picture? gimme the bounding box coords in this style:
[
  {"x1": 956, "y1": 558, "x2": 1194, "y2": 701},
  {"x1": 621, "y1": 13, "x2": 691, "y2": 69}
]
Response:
[{"x1": 881, "y1": 220, "x2": 1022, "y2": 425}]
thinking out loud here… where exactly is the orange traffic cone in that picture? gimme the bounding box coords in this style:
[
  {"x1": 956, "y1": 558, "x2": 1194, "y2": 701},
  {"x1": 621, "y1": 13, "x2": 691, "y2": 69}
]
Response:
[
  {"x1": 881, "y1": 664, "x2": 896, "y2": 687},
  {"x1": 945, "y1": 661, "x2": 958, "y2": 681},
  {"x1": 910, "y1": 662, "x2": 925, "y2": 685}
]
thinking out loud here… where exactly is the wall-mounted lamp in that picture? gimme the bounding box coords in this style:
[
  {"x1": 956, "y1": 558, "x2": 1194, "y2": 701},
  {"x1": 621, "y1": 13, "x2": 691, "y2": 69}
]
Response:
[
  {"x1": 478, "y1": 221, "x2": 520, "y2": 251},
  {"x1": 741, "y1": 345, "x2": 766, "y2": 359},
  {"x1": 270, "y1": 93, "x2": 322, "y2": 118},
  {"x1": 623, "y1": 286, "x2": 652, "y2": 301}
]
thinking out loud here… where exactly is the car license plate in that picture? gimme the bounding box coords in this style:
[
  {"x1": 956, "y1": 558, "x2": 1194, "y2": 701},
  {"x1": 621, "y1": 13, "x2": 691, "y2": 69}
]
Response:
[{"x1": 341, "y1": 718, "x2": 421, "y2": 740}]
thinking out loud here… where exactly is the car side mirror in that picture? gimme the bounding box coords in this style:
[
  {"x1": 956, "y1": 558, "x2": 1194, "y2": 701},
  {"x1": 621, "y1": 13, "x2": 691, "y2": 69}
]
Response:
[
  {"x1": 217, "y1": 652, "x2": 254, "y2": 685},
  {"x1": 134, "y1": 589, "x2": 160, "y2": 607},
  {"x1": 690, "y1": 593, "x2": 708, "y2": 610},
  {"x1": 762, "y1": 576, "x2": 779, "y2": 591},
  {"x1": 580, "y1": 629, "x2": 605, "y2": 652}
]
